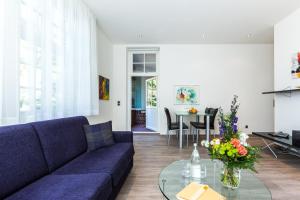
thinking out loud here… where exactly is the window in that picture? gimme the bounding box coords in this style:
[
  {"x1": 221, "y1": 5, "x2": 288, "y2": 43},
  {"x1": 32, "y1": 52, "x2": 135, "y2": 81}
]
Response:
[
  {"x1": 131, "y1": 52, "x2": 158, "y2": 74},
  {"x1": 146, "y1": 78, "x2": 157, "y2": 108},
  {"x1": 19, "y1": 0, "x2": 43, "y2": 121},
  {"x1": 0, "y1": 0, "x2": 98, "y2": 125},
  {"x1": 19, "y1": 0, "x2": 64, "y2": 122}
]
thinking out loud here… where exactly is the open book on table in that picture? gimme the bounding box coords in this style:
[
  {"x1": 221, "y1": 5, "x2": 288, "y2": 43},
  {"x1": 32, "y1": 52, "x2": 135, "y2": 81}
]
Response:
[{"x1": 176, "y1": 182, "x2": 226, "y2": 200}]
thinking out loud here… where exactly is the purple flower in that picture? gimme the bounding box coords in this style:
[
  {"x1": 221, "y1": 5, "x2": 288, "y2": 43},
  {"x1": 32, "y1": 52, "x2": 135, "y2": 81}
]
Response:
[
  {"x1": 219, "y1": 128, "x2": 224, "y2": 136},
  {"x1": 231, "y1": 117, "x2": 238, "y2": 126},
  {"x1": 232, "y1": 125, "x2": 238, "y2": 133},
  {"x1": 234, "y1": 117, "x2": 238, "y2": 123}
]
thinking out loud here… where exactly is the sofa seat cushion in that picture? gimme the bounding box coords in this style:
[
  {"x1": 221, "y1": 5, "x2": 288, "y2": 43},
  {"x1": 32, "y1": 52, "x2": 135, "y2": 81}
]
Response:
[
  {"x1": 0, "y1": 124, "x2": 48, "y2": 199},
  {"x1": 53, "y1": 143, "x2": 134, "y2": 186},
  {"x1": 6, "y1": 174, "x2": 112, "y2": 200}
]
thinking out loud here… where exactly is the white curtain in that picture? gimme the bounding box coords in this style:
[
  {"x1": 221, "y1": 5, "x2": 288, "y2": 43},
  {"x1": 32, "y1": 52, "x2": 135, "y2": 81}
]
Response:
[
  {"x1": 0, "y1": 0, "x2": 99, "y2": 125},
  {"x1": 0, "y1": 0, "x2": 20, "y2": 125},
  {"x1": 63, "y1": 0, "x2": 98, "y2": 117},
  {"x1": 0, "y1": 0, "x2": 4, "y2": 125}
]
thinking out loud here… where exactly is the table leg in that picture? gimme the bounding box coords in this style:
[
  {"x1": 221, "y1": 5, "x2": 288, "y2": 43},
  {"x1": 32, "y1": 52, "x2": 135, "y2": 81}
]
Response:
[
  {"x1": 194, "y1": 115, "x2": 200, "y2": 142},
  {"x1": 179, "y1": 115, "x2": 183, "y2": 149},
  {"x1": 262, "y1": 139, "x2": 278, "y2": 159},
  {"x1": 206, "y1": 115, "x2": 210, "y2": 142}
]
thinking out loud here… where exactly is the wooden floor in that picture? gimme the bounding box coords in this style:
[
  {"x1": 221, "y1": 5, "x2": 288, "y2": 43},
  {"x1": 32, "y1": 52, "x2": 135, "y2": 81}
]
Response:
[{"x1": 116, "y1": 134, "x2": 300, "y2": 200}]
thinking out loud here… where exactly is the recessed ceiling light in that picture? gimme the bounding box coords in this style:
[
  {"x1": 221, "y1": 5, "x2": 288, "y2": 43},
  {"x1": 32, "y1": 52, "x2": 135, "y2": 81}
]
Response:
[{"x1": 137, "y1": 34, "x2": 143, "y2": 39}]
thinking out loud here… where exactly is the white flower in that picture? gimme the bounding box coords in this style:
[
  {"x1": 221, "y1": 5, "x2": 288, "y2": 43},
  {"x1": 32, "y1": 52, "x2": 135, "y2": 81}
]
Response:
[
  {"x1": 215, "y1": 139, "x2": 220, "y2": 145},
  {"x1": 204, "y1": 141, "x2": 210, "y2": 148},
  {"x1": 210, "y1": 140, "x2": 215, "y2": 146},
  {"x1": 239, "y1": 132, "x2": 249, "y2": 146},
  {"x1": 201, "y1": 140, "x2": 210, "y2": 148}
]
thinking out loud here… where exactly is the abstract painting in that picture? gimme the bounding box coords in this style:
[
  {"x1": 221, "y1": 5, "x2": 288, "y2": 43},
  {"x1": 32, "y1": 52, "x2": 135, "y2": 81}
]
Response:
[
  {"x1": 174, "y1": 85, "x2": 200, "y2": 105},
  {"x1": 99, "y1": 75, "x2": 109, "y2": 100},
  {"x1": 291, "y1": 52, "x2": 300, "y2": 79}
]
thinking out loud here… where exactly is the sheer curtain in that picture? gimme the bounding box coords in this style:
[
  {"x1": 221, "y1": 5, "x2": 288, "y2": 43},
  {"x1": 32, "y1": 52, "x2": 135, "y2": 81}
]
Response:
[
  {"x1": 0, "y1": 0, "x2": 3, "y2": 125},
  {"x1": 63, "y1": 0, "x2": 98, "y2": 118},
  {"x1": 0, "y1": 0, "x2": 20, "y2": 125},
  {"x1": 0, "y1": 0, "x2": 98, "y2": 125}
]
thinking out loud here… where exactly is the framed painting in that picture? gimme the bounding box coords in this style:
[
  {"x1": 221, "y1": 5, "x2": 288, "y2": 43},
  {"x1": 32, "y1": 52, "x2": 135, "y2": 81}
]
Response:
[
  {"x1": 99, "y1": 75, "x2": 109, "y2": 100},
  {"x1": 174, "y1": 85, "x2": 200, "y2": 105},
  {"x1": 291, "y1": 52, "x2": 300, "y2": 79}
]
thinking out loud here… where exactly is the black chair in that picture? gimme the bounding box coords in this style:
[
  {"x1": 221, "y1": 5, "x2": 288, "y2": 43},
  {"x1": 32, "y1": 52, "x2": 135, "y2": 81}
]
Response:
[
  {"x1": 190, "y1": 108, "x2": 218, "y2": 143},
  {"x1": 164, "y1": 108, "x2": 189, "y2": 147}
]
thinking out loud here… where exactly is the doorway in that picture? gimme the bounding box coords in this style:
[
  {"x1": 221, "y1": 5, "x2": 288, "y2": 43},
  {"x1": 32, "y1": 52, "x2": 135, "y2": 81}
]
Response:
[
  {"x1": 127, "y1": 48, "x2": 160, "y2": 133},
  {"x1": 131, "y1": 76, "x2": 158, "y2": 133}
]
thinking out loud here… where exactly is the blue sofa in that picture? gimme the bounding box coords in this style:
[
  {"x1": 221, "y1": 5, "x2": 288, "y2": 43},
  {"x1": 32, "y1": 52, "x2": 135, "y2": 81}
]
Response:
[{"x1": 0, "y1": 116, "x2": 134, "y2": 200}]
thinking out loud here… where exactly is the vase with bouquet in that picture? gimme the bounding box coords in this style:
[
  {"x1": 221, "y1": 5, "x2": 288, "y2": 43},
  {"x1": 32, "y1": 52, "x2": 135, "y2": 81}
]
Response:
[{"x1": 202, "y1": 95, "x2": 260, "y2": 189}]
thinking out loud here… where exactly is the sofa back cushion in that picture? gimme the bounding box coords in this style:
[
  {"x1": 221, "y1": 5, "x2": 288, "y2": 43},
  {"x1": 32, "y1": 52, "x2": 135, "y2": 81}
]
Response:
[
  {"x1": 84, "y1": 121, "x2": 115, "y2": 152},
  {"x1": 0, "y1": 124, "x2": 48, "y2": 199},
  {"x1": 31, "y1": 116, "x2": 89, "y2": 172}
]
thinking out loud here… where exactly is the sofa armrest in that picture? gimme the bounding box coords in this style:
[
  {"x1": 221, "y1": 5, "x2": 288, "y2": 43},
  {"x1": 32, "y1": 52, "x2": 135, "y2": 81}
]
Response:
[{"x1": 113, "y1": 131, "x2": 133, "y2": 143}]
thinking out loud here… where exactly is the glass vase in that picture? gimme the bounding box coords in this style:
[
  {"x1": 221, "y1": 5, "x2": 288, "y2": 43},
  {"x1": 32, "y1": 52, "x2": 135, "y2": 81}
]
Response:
[
  {"x1": 190, "y1": 143, "x2": 201, "y2": 179},
  {"x1": 220, "y1": 165, "x2": 241, "y2": 189}
]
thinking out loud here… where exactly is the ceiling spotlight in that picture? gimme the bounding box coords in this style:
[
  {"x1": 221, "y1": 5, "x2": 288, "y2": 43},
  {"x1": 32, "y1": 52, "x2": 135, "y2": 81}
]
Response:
[
  {"x1": 137, "y1": 34, "x2": 143, "y2": 39},
  {"x1": 247, "y1": 33, "x2": 253, "y2": 38}
]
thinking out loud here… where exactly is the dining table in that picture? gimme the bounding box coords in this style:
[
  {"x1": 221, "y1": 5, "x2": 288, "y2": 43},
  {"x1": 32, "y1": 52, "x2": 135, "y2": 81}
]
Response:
[{"x1": 175, "y1": 111, "x2": 212, "y2": 149}]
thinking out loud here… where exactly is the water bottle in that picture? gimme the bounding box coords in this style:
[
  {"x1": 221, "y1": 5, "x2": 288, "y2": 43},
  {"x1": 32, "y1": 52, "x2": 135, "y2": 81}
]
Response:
[{"x1": 191, "y1": 143, "x2": 201, "y2": 179}]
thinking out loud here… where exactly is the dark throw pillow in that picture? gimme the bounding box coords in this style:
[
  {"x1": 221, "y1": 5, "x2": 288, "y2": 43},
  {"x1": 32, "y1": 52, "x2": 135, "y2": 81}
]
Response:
[{"x1": 83, "y1": 121, "x2": 115, "y2": 151}]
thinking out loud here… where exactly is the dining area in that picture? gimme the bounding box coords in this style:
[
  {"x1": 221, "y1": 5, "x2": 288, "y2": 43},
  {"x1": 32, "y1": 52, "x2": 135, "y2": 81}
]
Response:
[{"x1": 164, "y1": 107, "x2": 219, "y2": 149}]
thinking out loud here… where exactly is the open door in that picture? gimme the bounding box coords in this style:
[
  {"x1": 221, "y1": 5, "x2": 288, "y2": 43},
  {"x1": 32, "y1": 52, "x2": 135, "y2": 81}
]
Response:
[{"x1": 145, "y1": 77, "x2": 158, "y2": 131}]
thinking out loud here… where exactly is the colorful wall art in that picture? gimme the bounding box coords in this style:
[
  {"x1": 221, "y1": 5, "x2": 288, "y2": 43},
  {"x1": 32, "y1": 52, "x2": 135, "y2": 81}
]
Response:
[
  {"x1": 99, "y1": 75, "x2": 109, "y2": 100},
  {"x1": 175, "y1": 85, "x2": 200, "y2": 105},
  {"x1": 291, "y1": 52, "x2": 300, "y2": 79}
]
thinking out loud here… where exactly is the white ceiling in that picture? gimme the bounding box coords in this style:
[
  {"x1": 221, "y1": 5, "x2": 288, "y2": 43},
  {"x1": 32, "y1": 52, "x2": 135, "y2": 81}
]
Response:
[{"x1": 83, "y1": 0, "x2": 300, "y2": 44}]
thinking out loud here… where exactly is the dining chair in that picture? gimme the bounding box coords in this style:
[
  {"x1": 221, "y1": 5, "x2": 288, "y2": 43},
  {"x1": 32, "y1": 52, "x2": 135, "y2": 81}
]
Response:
[
  {"x1": 164, "y1": 108, "x2": 189, "y2": 147},
  {"x1": 190, "y1": 108, "x2": 219, "y2": 144}
]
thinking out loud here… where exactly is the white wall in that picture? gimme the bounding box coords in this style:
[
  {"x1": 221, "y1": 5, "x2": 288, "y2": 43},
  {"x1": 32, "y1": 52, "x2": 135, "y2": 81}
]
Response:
[
  {"x1": 274, "y1": 8, "x2": 300, "y2": 134},
  {"x1": 86, "y1": 24, "x2": 113, "y2": 124},
  {"x1": 111, "y1": 45, "x2": 128, "y2": 130},
  {"x1": 112, "y1": 44, "x2": 274, "y2": 134}
]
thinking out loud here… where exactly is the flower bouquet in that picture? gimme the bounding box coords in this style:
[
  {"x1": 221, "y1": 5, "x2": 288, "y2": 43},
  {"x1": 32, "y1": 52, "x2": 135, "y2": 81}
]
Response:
[{"x1": 201, "y1": 95, "x2": 260, "y2": 189}]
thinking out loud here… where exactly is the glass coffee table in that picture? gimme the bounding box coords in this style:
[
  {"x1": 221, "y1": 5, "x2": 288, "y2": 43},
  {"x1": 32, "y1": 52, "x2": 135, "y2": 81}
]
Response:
[{"x1": 159, "y1": 160, "x2": 272, "y2": 200}]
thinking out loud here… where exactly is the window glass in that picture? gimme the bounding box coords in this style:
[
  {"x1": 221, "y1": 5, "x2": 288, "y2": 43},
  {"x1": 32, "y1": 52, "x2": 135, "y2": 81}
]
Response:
[
  {"x1": 146, "y1": 79, "x2": 157, "y2": 107},
  {"x1": 133, "y1": 64, "x2": 144, "y2": 73},
  {"x1": 145, "y1": 64, "x2": 156, "y2": 73},
  {"x1": 133, "y1": 54, "x2": 144, "y2": 63},
  {"x1": 145, "y1": 53, "x2": 156, "y2": 63}
]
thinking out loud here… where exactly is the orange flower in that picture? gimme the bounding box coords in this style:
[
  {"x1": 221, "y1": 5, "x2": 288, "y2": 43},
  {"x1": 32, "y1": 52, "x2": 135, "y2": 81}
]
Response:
[
  {"x1": 231, "y1": 138, "x2": 241, "y2": 148},
  {"x1": 237, "y1": 145, "x2": 248, "y2": 156}
]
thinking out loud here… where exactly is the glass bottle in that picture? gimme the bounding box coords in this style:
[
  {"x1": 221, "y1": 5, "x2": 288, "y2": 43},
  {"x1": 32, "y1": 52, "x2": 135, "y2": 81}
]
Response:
[{"x1": 190, "y1": 143, "x2": 201, "y2": 179}]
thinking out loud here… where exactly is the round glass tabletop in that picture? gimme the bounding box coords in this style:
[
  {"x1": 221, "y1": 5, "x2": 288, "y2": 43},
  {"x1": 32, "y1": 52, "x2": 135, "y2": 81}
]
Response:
[{"x1": 158, "y1": 160, "x2": 272, "y2": 200}]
